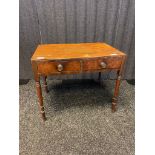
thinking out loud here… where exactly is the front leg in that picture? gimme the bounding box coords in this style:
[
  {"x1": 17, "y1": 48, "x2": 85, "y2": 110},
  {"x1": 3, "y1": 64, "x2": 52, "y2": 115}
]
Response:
[
  {"x1": 112, "y1": 70, "x2": 121, "y2": 112},
  {"x1": 112, "y1": 55, "x2": 126, "y2": 112},
  {"x1": 35, "y1": 77, "x2": 47, "y2": 121},
  {"x1": 43, "y1": 76, "x2": 49, "y2": 93}
]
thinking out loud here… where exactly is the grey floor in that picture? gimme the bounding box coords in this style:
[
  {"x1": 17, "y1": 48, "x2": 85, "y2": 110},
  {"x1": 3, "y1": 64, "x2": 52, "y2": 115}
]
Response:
[{"x1": 19, "y1": 79, "x2": 135, "y2": 155}]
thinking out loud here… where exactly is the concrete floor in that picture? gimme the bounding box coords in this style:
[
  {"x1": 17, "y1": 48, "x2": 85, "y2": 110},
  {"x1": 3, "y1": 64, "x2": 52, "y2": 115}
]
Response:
[{"x1": 19, "y1": 79, "x2": 134, "y2": 155}]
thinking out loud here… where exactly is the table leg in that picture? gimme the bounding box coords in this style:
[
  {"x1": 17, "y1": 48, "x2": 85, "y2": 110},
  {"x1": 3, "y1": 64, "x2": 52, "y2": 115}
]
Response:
[
  {"x1": 43, "y1": 76, "x2": 48, "y2": 93},
  {"x1": 35, "y1": 78, "x2": 47, "y2": 121},
  {"x1": 112, "y1": 70, "x2": 121, "y2": 112}
]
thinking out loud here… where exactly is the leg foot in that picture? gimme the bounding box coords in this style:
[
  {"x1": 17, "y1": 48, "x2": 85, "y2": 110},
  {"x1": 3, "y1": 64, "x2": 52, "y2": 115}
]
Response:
[
  {"x1": 111, "y1": 97, "x2": 117, "y2": 112},
  {"x1": 112, "y1": 70, "x2": 121, "y2": 112},
  {"x1": 112, "y1": 102, "x2": 117, "y2": 112}
]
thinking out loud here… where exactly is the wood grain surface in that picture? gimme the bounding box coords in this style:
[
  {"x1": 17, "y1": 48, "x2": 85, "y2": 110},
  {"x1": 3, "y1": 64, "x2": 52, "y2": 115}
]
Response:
[
  {"x1": 31, "y1": 42, "x2": 125, "y2": 61},
  {"x1": 31, "y1": 42, "x2": 127, "y2": 120}
]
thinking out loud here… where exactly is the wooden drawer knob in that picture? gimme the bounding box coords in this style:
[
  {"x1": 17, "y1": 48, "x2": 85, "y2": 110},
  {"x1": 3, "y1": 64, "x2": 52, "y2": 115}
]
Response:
[
  {"x1": 100, "y1": 62, "x2": 107, "y2": 68},
  {"x1": 57, "y1": 64, "x2": 63, "y2": 72}
]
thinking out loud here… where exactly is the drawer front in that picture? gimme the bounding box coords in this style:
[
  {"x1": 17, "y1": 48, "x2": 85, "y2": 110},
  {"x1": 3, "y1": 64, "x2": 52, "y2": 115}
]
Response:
[
  {"x1": 83, "y1": 57, "x2": 122, "y2": 71},
  {"x1": 38, "y1": 60, "x2": 81, "y2": 75}
]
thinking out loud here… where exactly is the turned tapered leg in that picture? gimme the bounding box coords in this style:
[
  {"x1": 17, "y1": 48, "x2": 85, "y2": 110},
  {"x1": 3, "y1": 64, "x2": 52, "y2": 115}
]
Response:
[
  {"x1": 43, "y1": 76, "x2": 48, "y2": 93},
  {"x1": 35, "y1": 80, "x2": 46, "y2": 121},
  {"x1": 112, "y1": 70, "x2": 121, "y2": 112}
]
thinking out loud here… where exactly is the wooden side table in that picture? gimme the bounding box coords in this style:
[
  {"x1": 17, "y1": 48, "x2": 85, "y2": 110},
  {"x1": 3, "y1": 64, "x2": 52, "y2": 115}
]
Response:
[{"x1": 31, "y1": 42, "x2": 126, "y2": 121}]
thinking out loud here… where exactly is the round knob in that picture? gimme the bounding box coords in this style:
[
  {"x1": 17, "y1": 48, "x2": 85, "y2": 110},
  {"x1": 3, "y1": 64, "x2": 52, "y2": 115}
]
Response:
[
  {"x1": 57, "y1": 64, "x2": 63, "y2": 72},
  {"x1": 100, "y1": 62, "x2": 106, "y2": 68}
]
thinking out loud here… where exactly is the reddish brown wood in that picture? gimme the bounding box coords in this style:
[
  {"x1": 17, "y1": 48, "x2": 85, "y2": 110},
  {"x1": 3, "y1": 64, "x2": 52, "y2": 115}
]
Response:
[
  {"x1": 43, "y1": 76, "x2": 48, "y2": 93},
  {"x1": 37, "y1": 60, "x2": 81, "y2": 75},
  {"x1": 112, "y1": 74, "x2": 121, "y2": 112},
  {"x1": 31, "y1": 42, "x2": 126, "y2": 61},
  {"x1": 35, "y1": 79, "x2": 46, "y2": 121},
  {"x1": 111, "y1": 56, "x2": 127, "y2": 112},
  {"x1": 83, "y1": 57, "x2": 122, "y2": 71},
  {"x1": 31, "y1": 42, "x2": 127, "y2": 121},
  {"x1": 31, "y1": 61, "x2": 46, "y2": 121}
]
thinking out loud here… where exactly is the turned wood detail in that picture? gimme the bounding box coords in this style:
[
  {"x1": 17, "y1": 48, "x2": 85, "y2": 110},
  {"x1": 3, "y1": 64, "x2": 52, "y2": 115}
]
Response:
[
  {"x1": 35, "y1": 80, "x2": 46, "y2": 121},
  {"x1": 112, "y1": 73, "x2": 121, "y2": 112},
  {"x1": 112, "y1": 97, "x2": 117, "y2": 103},
  {"x1": 43, "y1": 76, "x2": 48, "y2": 93},
  {"x1": 31, "y1": 42, "x2": 127, "y2": 121},
  {"x1": 111, "y1": 56, "x2": 126, "y2": 112}
]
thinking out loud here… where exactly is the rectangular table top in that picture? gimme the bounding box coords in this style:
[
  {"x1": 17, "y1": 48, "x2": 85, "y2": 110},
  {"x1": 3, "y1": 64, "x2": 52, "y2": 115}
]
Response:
[{"x1": 31, "y1": 42, "x2": 126, "y2": 61}]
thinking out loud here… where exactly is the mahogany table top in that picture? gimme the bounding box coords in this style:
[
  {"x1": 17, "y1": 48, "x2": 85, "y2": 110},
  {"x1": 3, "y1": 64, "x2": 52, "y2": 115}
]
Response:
[{"x1": 31, "y1": 42, "x2": 126, "y2": 61}]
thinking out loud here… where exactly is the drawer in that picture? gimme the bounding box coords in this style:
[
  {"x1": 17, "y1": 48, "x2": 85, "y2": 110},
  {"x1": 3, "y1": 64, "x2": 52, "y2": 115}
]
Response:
[
  {"x1": 38, "y1": 60, "x2": 81, "y2": 75},
  {"x1": 83, "y1": 57, "x2": 122, "y2": 71}
]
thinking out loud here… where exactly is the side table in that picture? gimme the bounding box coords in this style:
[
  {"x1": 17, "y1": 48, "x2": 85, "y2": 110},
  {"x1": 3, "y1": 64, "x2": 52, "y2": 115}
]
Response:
[{"x1": 31, "y1": 42, "x2": 126, "y2": 121}]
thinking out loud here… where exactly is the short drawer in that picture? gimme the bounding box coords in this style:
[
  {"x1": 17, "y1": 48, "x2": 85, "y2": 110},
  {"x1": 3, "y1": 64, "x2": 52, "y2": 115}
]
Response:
[
  {"x1": 83, "y1": 57, "x2": 122, "y2": 71},
  {"x1": 38, "y1": 60, "x2": 81, "y2": 75}
]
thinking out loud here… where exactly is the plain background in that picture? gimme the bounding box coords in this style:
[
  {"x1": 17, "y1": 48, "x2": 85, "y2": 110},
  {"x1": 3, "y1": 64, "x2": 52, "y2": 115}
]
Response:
[{"x1": 0, "y1": 0, "x2": 155, "y2": 155}]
